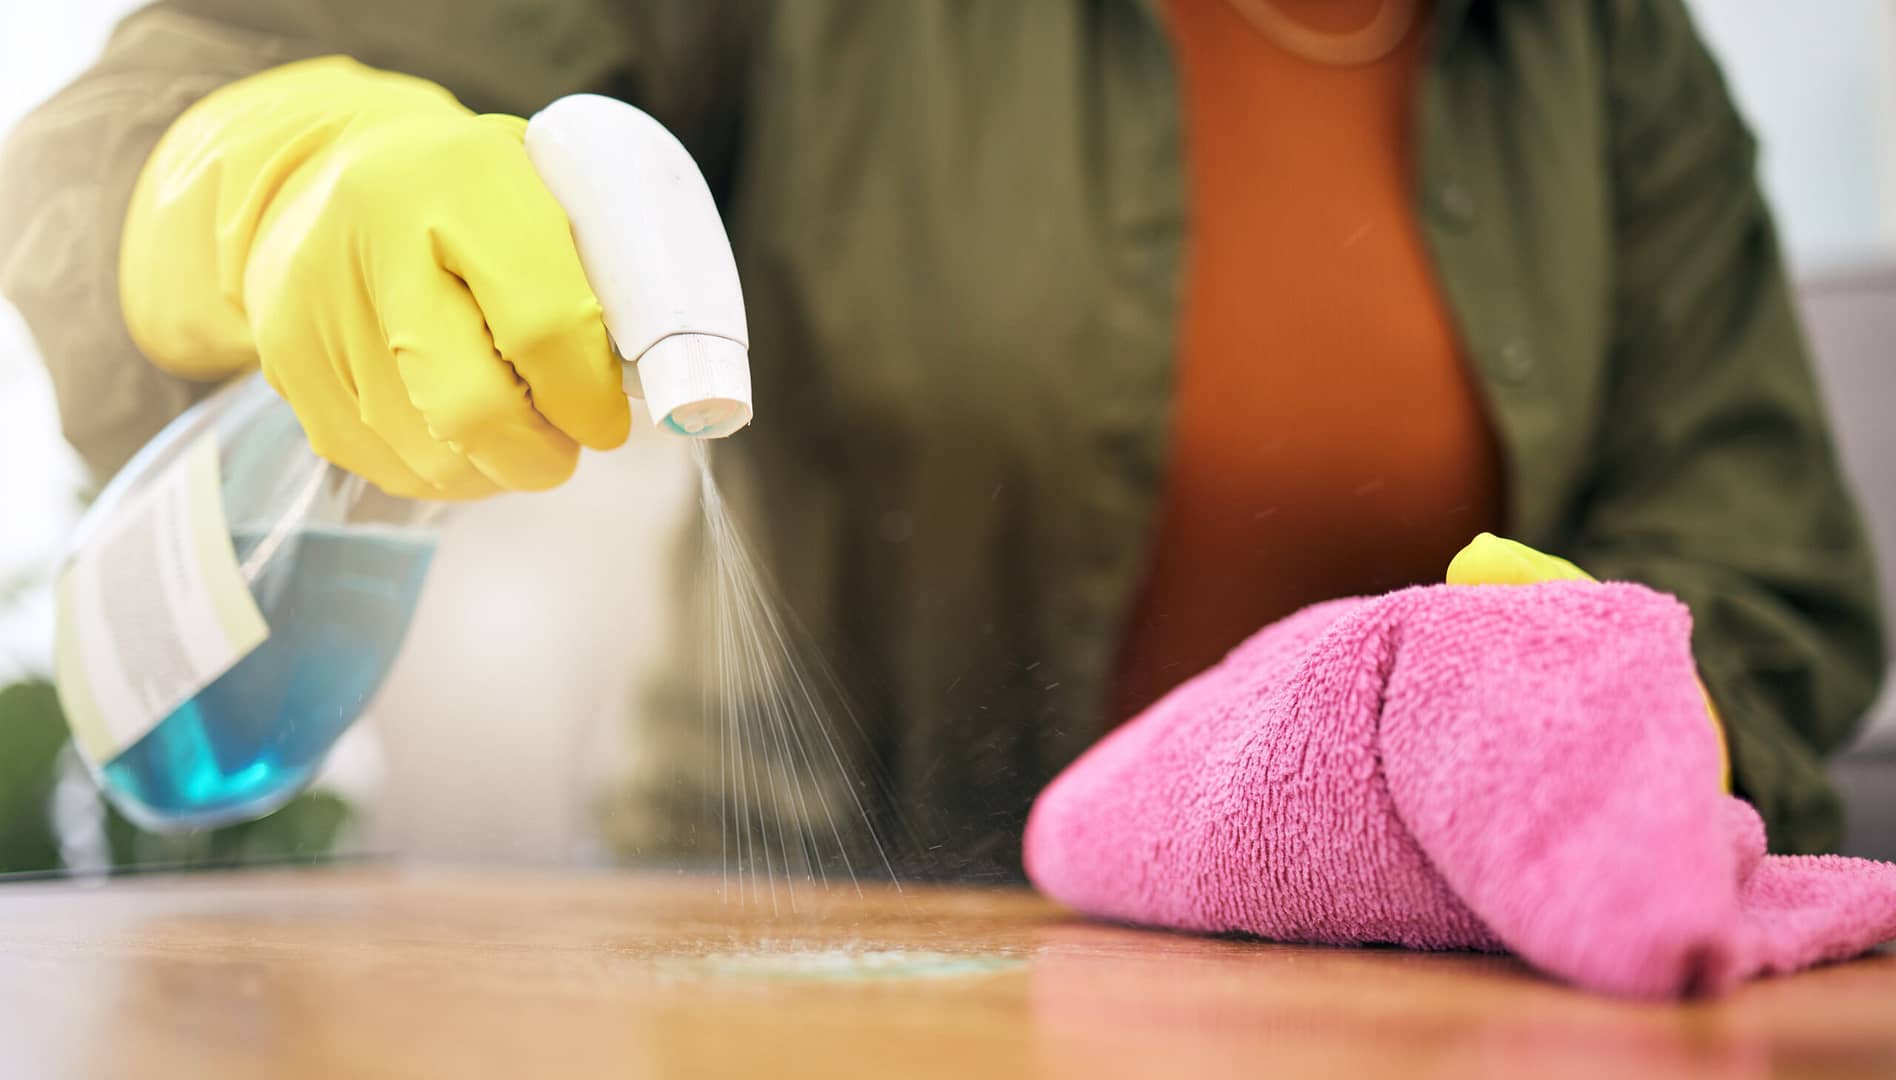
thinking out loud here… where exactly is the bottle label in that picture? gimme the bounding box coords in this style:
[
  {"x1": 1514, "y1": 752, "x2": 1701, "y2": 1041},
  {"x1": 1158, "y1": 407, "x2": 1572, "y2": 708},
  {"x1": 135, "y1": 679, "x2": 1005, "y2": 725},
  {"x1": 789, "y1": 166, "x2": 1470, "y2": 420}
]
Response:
[{"x1": 54, "y1": 433, "x2": 270, "y2": 764}]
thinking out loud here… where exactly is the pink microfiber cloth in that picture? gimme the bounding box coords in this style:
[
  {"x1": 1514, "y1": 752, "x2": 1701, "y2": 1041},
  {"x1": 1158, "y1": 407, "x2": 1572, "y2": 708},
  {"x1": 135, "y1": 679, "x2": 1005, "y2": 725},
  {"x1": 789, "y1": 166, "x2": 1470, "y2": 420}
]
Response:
[{"x1": 1024, "y1": 581, "x2": 1896, "y2": 998}]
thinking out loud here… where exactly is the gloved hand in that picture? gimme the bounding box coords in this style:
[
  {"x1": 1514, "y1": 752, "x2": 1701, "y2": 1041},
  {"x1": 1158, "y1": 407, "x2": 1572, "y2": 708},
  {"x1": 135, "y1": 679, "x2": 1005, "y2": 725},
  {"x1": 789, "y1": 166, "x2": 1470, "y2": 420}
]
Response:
[
  {"x1": 1447, "y1": 532, "x2": 1729, "y2": 789},
  {"x1": 121, "y1": 57, "x2": 628, "y2": 499},
  {"x1": 1444, "y1": 531, "x2": 1592, "y2": 586}
]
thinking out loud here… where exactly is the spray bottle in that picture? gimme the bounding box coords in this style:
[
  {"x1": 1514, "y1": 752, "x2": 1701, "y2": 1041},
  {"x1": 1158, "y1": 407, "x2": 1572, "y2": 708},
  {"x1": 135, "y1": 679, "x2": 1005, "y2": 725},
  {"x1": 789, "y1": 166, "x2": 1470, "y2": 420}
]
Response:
[{"x1": 52, "y1": 96, "x2": 749, "y2": 831}]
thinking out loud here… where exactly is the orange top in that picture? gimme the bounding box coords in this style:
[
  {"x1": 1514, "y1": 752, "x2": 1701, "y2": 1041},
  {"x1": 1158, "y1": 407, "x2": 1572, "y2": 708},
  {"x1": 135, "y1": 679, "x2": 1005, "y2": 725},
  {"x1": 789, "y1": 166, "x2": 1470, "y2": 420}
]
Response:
[{"x1": 1112, "y1": 0, "x2": 1505, "y2": 720}]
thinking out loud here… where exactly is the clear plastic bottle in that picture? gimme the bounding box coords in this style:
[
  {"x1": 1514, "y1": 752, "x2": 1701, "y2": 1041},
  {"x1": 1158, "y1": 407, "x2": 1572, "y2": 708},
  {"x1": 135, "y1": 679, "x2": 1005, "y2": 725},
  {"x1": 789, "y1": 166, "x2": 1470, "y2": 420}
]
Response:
[{"x1": 58, "y1": 374, "x2": 439, "y2": 831}]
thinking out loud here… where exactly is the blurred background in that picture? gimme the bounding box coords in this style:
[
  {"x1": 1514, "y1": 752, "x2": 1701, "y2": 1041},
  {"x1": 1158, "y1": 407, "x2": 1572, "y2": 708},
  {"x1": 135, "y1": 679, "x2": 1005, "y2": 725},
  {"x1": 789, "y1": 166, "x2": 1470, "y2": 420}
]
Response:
[{"x1": 2, "y1": 1, "x2": 1894, "y2": 869}]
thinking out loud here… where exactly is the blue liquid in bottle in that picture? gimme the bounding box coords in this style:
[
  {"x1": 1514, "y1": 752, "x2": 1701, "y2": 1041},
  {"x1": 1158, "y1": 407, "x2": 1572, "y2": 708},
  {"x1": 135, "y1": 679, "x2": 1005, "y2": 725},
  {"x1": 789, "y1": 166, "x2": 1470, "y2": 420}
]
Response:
[{"x1": 97, "y1": 524, "x2": 435, "y2": 831}]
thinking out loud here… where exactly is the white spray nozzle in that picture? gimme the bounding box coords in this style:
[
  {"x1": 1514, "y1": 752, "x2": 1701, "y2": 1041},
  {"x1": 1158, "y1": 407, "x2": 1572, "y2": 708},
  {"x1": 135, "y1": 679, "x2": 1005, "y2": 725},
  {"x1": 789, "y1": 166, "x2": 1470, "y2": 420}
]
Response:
[{"x1": 525, "y1": 94, "x2": 753, "y2": 438}]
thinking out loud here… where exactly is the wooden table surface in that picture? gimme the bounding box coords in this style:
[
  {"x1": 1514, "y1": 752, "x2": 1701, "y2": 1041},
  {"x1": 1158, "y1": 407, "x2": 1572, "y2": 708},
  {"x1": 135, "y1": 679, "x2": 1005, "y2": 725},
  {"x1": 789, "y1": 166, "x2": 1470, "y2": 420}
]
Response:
[{"x1": 1, "y1": 865, "x2": 1892, "y2": 1079}]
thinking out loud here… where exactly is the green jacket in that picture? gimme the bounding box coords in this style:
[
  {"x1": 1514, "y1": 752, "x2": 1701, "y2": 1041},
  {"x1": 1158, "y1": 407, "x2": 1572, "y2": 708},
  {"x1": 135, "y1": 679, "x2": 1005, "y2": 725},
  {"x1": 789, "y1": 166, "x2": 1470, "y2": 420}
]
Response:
[{"x1": 1, "y1": 0, "x2": 1882, "y2": 872}]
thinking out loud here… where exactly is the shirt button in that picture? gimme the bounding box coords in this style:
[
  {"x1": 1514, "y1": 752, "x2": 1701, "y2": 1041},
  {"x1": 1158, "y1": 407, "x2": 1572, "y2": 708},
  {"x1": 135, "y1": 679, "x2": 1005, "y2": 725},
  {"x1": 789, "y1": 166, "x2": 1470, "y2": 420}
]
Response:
[
  {"x1": 1433, "y1": 179, "x2": 1478, "y2": 230},
  {"x1": 1497, "y1": 337, "x2": 1537, "y2": 382}
]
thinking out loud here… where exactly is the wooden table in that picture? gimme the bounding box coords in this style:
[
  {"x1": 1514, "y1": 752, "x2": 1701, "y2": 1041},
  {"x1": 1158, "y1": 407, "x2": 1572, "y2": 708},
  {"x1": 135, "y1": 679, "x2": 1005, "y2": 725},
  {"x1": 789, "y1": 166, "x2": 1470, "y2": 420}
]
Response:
[{"x1": 1, "y1": 866, "x2": 1892, "y2": 1079}]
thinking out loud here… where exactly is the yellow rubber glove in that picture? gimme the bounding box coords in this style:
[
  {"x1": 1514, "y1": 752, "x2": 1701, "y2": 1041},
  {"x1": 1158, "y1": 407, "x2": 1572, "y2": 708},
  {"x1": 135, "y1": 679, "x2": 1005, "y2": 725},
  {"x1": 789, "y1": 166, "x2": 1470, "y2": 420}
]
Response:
[
  {"x1": 121, "y1": 57, "x2": 629, "y2": 500},
  {"x1": 1447, "y1": 533, "x2": 1732, "y2": 791}
]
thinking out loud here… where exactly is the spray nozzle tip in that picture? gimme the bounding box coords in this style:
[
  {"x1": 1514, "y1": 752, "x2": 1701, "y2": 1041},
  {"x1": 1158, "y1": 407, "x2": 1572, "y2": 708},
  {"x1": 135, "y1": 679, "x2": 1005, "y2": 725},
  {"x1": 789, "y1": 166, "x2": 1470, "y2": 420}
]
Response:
[
  {"x1": 633, "y1": 333, "x2": 753, "y2": 439},
  {"x1": 662, "y1": 400, "x2": 749, "y2": 438}
]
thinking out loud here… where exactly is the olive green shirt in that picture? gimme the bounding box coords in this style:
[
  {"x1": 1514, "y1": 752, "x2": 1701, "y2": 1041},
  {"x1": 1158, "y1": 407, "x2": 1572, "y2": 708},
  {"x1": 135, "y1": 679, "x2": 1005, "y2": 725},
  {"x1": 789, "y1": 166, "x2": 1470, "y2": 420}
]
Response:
[{"x1": 0, "y1": 0, "x2": 1882, "y2": 873}]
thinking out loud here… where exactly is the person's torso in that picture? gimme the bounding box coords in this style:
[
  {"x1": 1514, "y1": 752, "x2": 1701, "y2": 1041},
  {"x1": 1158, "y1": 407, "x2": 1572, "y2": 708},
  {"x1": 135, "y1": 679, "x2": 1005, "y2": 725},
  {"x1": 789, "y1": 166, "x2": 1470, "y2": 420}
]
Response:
[
  {"x1": 618, "y1": 0, "x2": 1618, "y2": 877},
  {"x1": 1111, "y1": 0, "x2": 1507, "y2": 721}
]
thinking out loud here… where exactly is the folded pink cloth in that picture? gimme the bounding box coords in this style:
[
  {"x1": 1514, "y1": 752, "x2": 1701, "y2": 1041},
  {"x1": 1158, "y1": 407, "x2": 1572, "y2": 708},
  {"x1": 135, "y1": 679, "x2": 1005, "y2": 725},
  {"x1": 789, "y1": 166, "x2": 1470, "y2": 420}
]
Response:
[{"x1": 1024, "y1": 581, "x2": 1896, "y2": 998}]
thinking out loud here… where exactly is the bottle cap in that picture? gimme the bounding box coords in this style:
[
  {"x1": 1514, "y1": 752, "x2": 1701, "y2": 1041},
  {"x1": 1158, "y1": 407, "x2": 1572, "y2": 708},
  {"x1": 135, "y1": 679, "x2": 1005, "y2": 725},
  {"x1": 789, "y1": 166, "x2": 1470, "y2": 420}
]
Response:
[{"x1": 632, "y1": 332, "x2": 753, "y2": 438}]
